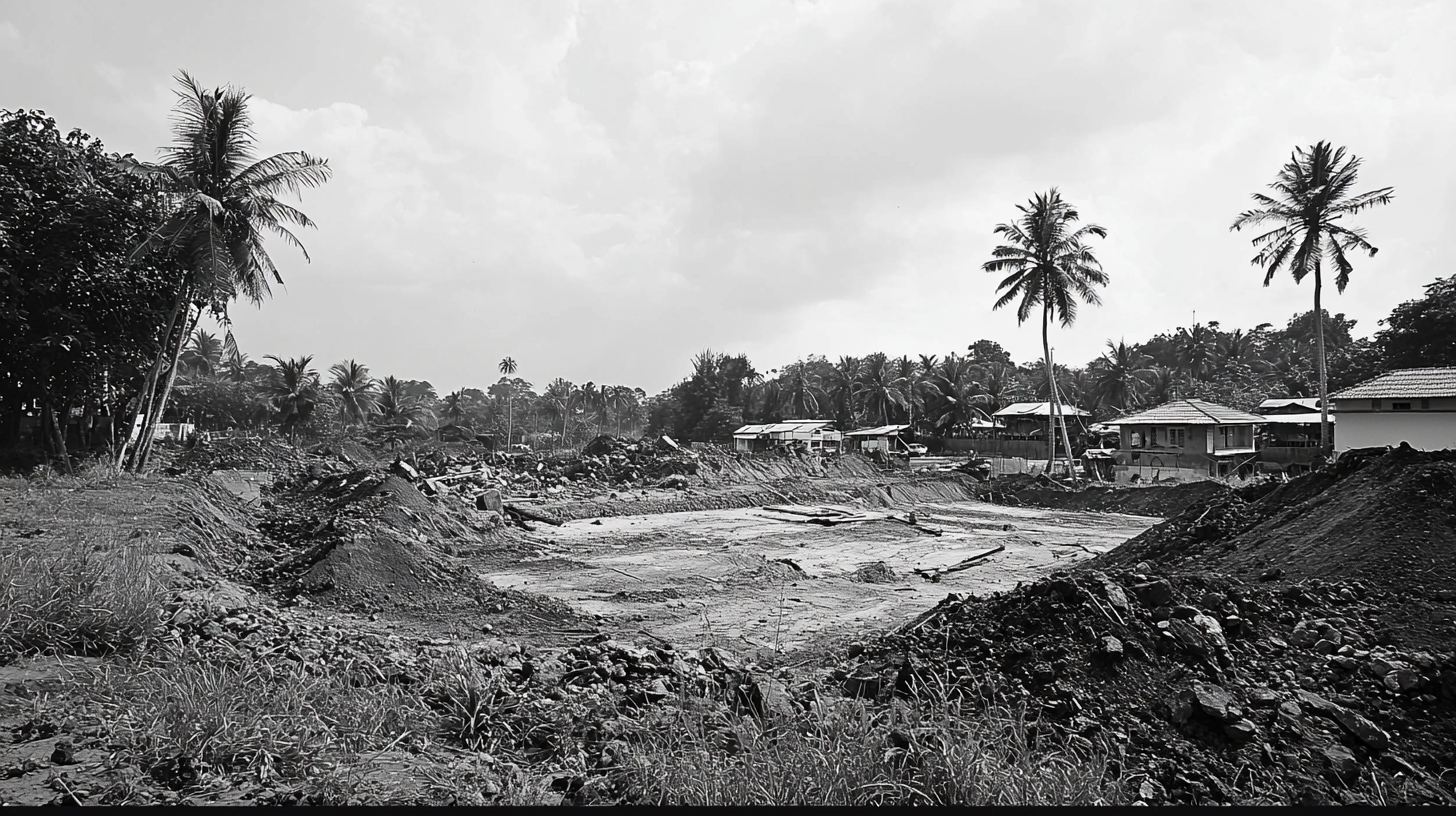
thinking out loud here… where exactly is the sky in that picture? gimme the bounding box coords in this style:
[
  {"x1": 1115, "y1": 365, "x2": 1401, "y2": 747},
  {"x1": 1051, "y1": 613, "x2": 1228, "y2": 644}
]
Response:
[{"x1": 3, "y1": 0, "x2": 1454, "y2": 396}]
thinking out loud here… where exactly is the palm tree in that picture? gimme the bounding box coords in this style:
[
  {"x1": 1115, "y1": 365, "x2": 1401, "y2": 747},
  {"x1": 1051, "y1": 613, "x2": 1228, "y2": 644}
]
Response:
[
  {"x1": 179, "y1": 329, "x2": 224, "y2": 378},
  {"x1": 441, "y1": 390, "x2": 468, "y2": 427},
  {"x1": 1231, "y1": 140, "x2": 1394, "y2": 453},
  {"x1": 1090, "y1": 340, "x2": 1153, "y2": 413},
  {"x1": 983, "y1": 188, "x2": 1109, "y2": 475},
  {"x1": 328, "y1": 360, "x2": 378, "y2": 430},
  {"x1": 782, "y1": 366, "x2": 824, "y2": 420},
  {"x1": 264, "y1": 355, "x2": 320, "y2": 442},
  {"x1": 499, "y1": 357, "x2": 518, "y2": 446},
  {"x1": 856, "y1": 355, "x2": 909, "y2": 426},
  {"x1": 1175, "y1": 324, "x2": 1217, "y2": 381},
  {"x1": 824, "y1": 356, "x2": 862, "y2": 430},
  {"x1": 117, "y1": 72, "x2": 331, "y2": 472}
]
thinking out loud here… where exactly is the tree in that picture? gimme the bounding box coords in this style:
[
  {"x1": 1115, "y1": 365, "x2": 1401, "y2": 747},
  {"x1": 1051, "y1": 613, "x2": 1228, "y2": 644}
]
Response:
[
  {"x1": 1174, "y1": 323, "x2": 1217, "y2": 381},
  {"x1": 1377, "y1": 273, "x2": 1456, "y2": 370},
  {"x1": 983, "y1": 188, "x2": 1109, "y2": 477},
  {"x1": 1, "y1": 109, "x2": 177, "y2": 465},
  {"x1": 116, "y1": 72, "x2": 331, "y2": 472},
  {"x1": 264, "y1": 355, "x2": 319, "y2": 442},
  {"x1": 1231, "y1": 140, "x2": 1393, "y2": 453},
  {"x1": 441, "y1": 390, "x2": 468, "y2": 428},
  {"x1": 498, "y1": 357, "x2": 517, "y2": 445},
  {"x1": 328, "y1": 360, "x2": 378, "y2": 430},
  {"x1": 855, "y1": 353, "x2": 907, "y2": 425},
  {"x1": 1090, "y1": 339, "x2": 1153, "y2": 414}
]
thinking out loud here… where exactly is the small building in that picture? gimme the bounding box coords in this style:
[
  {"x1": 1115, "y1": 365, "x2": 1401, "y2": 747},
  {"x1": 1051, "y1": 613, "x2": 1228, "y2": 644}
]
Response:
[
  {"x1": 979, "y1": 402, "x2": 1092, "y2": 459},
  {"x1": 1112, "y1": 398, "x2": 1264, "y2": 481},
  {"x1": 732, "y1": 420, "x2": 842, "y2": 453},
  {"x1": 1329, "y1": 367, "x2": 1456, "y2": 451},
  {"x1": 1256, "y1": 398, "x2": 1331, "y2": 474},
  {"x1": 843, "y1": 424, "x2": 911, "y2": 454}
]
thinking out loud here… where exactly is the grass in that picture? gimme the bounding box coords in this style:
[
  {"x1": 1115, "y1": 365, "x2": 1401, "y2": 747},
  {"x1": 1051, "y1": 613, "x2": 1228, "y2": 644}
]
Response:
[{"x1": 0, "y1": 528, "x2": 164, "y2": 660}]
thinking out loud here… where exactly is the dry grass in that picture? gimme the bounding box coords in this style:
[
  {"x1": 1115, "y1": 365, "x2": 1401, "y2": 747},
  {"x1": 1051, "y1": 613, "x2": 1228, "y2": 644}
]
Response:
[
  {"x1": 0, "y1": 529, "x2": 164, "y2": 659},
  {"x1": 86, "y1": 652, "x2": 434, "y2": 785}
]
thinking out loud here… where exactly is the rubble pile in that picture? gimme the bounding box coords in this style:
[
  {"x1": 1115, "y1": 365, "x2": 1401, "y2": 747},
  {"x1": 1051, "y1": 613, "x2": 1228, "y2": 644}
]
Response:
[
  {"x1": 841, "y1": 568, "x2": 1456, "y2": 805},
  {"x1": 972, "y1": 474, "x2": 1236, "y2": 518},
  {"x1": 166, "y1": 436, "x2": 308, "y2": 474}
]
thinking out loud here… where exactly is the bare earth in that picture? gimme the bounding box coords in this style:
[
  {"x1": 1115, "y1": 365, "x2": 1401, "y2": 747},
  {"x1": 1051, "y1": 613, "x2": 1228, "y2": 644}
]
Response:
[{"x1": 483, "y1": 500, "x2": 1157, "y2": 658}]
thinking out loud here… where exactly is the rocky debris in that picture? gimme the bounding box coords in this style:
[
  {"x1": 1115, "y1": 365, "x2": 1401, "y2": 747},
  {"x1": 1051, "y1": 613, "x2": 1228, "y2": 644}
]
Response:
[
  {"x1": 971, "y1": 476, "x2": 1235, "y2": 517},
  {"x1": 839, "y1": 567, "x2": 1456, "y2": 805},
  {"x1": 851, "y1": 562, "x2": 899, "y2": 584}
]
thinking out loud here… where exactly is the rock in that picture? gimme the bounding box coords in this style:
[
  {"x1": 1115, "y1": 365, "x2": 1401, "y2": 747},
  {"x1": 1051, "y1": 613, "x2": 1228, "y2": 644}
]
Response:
[
  {"x1": 1090, "y1": 572, "x2": 1133, "y2": 617},
  {"x1": 1320, "y1": 744, "x2": 1359, "y2": 785},
  {"x1": 1131, "y1": 579, "x2": 1175, "y2": 608},
  {"x1": 1168, "y1": 615, "x2": 1232, "y2": 667},
  {"x1": 475, "y1": 489, "x2": 504, "y2": 513},
  {"x1": 1188, "y1": 682, "x2": 1242, "y2": 723},
  {"x1": 1295, "y1": 690, "x2": 1391, "y2": 751},
  {"x1": 1383, "y1": 669, "x2": 1422, "y2": 693},
  {"x1": 1222, "y1": 718, "x2": 1259, "y2": 743},
  {"x1": 1100, "y1": 636, "x2": 1125, "y2": 659},
  {"x1": 1248, "y1": 688, "x2": 1281, "y2": 708},
  {"x1": 50, "y1": 740, "x2": 76, "y2": 765}
]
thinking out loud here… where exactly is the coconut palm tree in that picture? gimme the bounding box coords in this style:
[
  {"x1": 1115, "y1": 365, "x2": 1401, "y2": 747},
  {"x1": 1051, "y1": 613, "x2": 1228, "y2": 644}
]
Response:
[
  {"x1": 983, "y1": 188, "x2": 1108, "y2": 475},
  {"x1": 499, "y1": 357, "x2": 517, "y2": 446},
  {"x1": 824, "y1": 356, "x2": 862, "y2": 430},
  {"x1": 441, "y1": 390, "x2": 468, "y2": 427},
  {"x1": 1175, "y1": 323, "x2": 1217, "y2": 382},
  {"x1": 264, "y1": 355, "x2": 320, "y2": 442},
  {"x1": 328, "y1": 359, "x2": 378, "y2": 430},
  {"x1": 179, "y1": 329, "x2": 224, "y2": 378},
  {"x1": 117, "y1": 72, "x2": 331, "y2": 472},
  {"x1": 856, "y1": 354, "x2": 909, "y2": 426},
  {"x1": 781, "y1": 365, "x2": 824, "y2": 420},
  {"x1": 1090, "y1": 340, "x2": 1153, "y2": 413},
  {"x1": 1231, "y1": 140, "x2": 1394, "y2": 453}
]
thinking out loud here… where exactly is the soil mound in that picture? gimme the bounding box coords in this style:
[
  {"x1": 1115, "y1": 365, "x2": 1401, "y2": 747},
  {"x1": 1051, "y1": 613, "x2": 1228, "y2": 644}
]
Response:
[
  {"x1": 843, "y1": 567, "x2": 1456, "y2": 806},
  {"x1": 974, "y1": 475, "x2": 1233, "y2": 517},
  {"x1": 1101, "y1": 447, "x2": 1456, "y2": 597},
  {"x1": 166, "y1": 436, "x2": 307, "y2": 474}
]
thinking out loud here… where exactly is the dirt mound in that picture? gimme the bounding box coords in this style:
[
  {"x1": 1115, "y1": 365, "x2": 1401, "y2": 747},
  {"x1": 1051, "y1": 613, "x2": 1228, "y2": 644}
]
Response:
[
  {"x1": 971, "y1": 476, "x2": 1233, "y2": 518},
  {"x1": 1101, "y1": 447, "x2": 1456, "y2": 597},
  {"x1": 166, "y1": 436, "x2": 307, "y2": 474},
  {"x1": 843, "y1": 568, "x2": 1456, "y2": 806}
]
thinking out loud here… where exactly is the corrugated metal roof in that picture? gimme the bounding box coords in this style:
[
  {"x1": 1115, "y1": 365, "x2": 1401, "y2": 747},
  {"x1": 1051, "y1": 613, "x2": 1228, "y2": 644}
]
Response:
[
  {"x1": 844, "y1": 424, "x2": 910, "y2": 437},
  {"x1": 993, "y1": 402, "x2": 1092, "y2": 418},
  {"x1": 1330, "y1": 367, "x2": 1456, "y2": 400},
  {"x1": 1259, "y1": 412, "x2": 1335, "y2": 425},
  {"x1": 1116, "y1": 398, "x2": 1265, "y2": 426},
  {"x1": 733, "y1": 425, "x2": 770, "y2": 436}
]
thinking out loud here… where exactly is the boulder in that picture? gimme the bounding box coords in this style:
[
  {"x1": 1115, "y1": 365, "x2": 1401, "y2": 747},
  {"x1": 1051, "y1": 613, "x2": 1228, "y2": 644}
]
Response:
[
  {"x1": 1131, "y1": 579, "x2": 1175, "y2": 608},
  {"x1": 475, "y1": 489, "x2": 504, "y2": 513}
]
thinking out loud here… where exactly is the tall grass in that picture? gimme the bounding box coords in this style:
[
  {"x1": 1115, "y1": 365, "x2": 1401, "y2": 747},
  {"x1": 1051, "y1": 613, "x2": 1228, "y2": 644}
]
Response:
[
  {"x1": 0, "y1": 529, "x2": 164, "y2": 659},
  {"x1": 600, "y1": 693, "x2": 1123, "y2": 806}
]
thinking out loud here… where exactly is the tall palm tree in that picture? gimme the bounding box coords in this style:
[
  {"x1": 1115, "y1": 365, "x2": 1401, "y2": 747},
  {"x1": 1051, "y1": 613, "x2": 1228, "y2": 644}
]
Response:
[
  {"x1": 1090, "y1": 340, "x2": 1153, "y2": 413},
  {"x1": 824, "y1": 356, "x2": 862, "y2": 430},
  {"x1": 179, "y1": 329, "x2": 224, "y2": 378},
  {"x1": 117, "y1": 72, "x2": 331, "y2": 472},
  {"x1": 441, "y1": 390, "x2": 468, "y2": 427},
  {"x1": 328, "y1": 359, "x2": 378, "y2": 430},
  {"x1": 1231, "y1": 140, "x2": 1393, "y2": 453},
  {"x1": 856, "y1": 355, "x2": 909, "y2": 426},
  {"x1": 499, "y1": 357, "x2": 518, "y2": 446},
  {"x1": 983, "y1": 188, "x2": 1109, "y2": 475},
  {"x1": 264, "y1": 355, "x2": 320, "y2": 442},
  {"x1": 782, "y1": 366, "x2": 824, "y2": 420},
  {"x1": 1175, "y1": 324, "x2": 1217, "y2": 381}
]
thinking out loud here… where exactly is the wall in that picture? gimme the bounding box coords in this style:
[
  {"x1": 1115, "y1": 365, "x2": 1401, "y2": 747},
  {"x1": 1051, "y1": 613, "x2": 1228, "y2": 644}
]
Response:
[{"x1": 1332, "y1": 406, "x2": 1456, "y2": 451}]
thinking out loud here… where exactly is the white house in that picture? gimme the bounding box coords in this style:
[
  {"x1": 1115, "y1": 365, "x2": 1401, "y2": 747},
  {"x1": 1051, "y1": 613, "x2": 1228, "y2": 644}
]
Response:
[
  {"x1": 732, "y1": 420, "x2": 842, "y2": 453},
  {"x1": 843, "y1": 424, "x2": 910, "y2": 454},
  {"x1": 1329, "y1": 367, "x2": 1456, "y2": 451}
]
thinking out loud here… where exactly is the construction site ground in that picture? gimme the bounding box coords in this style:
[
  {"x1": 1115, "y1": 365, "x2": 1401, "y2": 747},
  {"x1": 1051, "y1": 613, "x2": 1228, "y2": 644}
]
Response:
[{"x1": 485, "y1": 502, "x2": 1155, "y2": 658}]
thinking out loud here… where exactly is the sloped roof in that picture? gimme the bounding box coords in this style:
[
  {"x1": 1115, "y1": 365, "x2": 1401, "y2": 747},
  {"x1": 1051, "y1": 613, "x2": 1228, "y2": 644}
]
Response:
[
  {"x1": 734, "y1": 421, "x2": 835, "y2": 436},
  {"x1": 1330, "y1": 367, "x2": 1456, "y2": 400},
  {"x1": 1116, "y1": 398, "x2": 1265, "y2": 426},
  {"x1": 1259, "y1": 398, "x2": 1322, "y2": 412},
  {"x1": 993, "y1": 402, "x2": 1092, "y2": 418},
  {"x1": 844, "y1": 424, "x2": 910, "y2": 437},
  {"x1": 1259, "y1": 412, "x2": 1335, "y2": 425}
]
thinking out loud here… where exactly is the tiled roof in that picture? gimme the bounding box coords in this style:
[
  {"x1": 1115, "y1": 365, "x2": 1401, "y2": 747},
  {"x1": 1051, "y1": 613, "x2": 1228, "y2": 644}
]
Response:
[
  {"x1": 1116, "y1": 398, "x2": 1265, "y2": 426},
  {"x1": 1330, "y1": 367, "x2": 1456, "y2": 400},
  {"x1": 994, "y1": 402, "x2": 1092, "y2": 418}
]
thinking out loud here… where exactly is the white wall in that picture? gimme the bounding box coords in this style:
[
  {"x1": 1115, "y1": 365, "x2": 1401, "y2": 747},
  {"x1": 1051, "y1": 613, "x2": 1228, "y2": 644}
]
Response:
[{"x1": 1335, "y1": 411, "x2": 1456, "y2": 451}]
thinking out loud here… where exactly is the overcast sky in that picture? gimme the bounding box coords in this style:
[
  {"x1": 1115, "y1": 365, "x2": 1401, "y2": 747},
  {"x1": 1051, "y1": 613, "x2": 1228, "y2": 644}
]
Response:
[{"x1": 3, "y1": 0, "x2": 1453, "y2": 395}]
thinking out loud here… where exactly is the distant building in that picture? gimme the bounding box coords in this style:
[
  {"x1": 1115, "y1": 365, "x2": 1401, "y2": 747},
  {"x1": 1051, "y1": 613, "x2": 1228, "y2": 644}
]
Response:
[
  {"x1": 973, "y1": 402, "x2": 1092, "y2": 460},
  {"x1": 1112, "y1": 398, "x2": 1264, "y2": 481},
  {"x1": 843, "y1": 424, "x2": 911, "y2": 454},
  {"x1": 1329, "y1": 367, "x2": 1456, "y2": 451},
  {"x1": 732, "y1": 420, "x2": 842, "y2": 453},
  {"x1": 1256, "y1": 397, "x2": 1331, "y2": 474}
]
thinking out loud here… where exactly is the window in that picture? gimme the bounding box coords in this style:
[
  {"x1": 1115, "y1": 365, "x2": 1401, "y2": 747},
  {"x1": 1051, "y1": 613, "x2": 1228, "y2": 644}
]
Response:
[
  {"x1": 1392, "y1": 402, "x2": 1412, "y2": 411},
  {"x1": 1168, "y1": 427, "x2": 1186, "y2": 447}
]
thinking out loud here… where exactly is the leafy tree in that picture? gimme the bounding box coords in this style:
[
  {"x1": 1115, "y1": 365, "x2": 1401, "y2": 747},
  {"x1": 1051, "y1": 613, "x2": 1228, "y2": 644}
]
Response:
[
  {"x1": 1231, "y1": 140, "x2": 1393, "y2": 453},
  {"x1": 1376, "y1": 273, "x2": 1456, "y2": 370},
  {"x1": 498, "y1": 357, "x2": 518, "y2": 445},
  {"x1": 983, "y1": 188, "x2": 1109, "y2": 474},
  {"x1": 966, "y1": 339, "x2": 1013, "y2": 367},
  {"x1": 0, "y1": 109, "x2": 176, "y2": 464}
]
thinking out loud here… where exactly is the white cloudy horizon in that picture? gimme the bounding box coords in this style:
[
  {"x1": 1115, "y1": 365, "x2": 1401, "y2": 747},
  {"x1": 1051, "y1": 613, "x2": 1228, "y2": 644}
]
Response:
[{"x1": 3, "y1": 0, "x2": 1452, "y2": 396}]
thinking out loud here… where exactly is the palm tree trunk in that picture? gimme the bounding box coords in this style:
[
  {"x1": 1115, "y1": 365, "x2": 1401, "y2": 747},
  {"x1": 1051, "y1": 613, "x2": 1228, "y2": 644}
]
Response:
[
  {"x1": 505, "y1": 395, "x2": 513, "y2": 449},
  {"x1": 134, "y1": 302, "x2": 199, "y2": 472},
  {"x1": 45, "y1": 402, "x2": 72, "y2": 475},
  {"x1": 118, "y1": 284, "x2": 188, "y2": 468},
  {"x1": 1042, "y1": 302, "x2": 1055, "y2": 472},
  {"x1": 1049, "y1": 348, "x2": 1078, "y2": 481},
  {"x1": 1314, "y1": 269, "x2": 1331, "y2": 456}
]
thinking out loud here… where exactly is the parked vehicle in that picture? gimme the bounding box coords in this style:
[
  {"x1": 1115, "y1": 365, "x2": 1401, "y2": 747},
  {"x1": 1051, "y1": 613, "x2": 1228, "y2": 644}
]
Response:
[{"x1": 905, "y1": 443, "x2": 928, "y2": 457}]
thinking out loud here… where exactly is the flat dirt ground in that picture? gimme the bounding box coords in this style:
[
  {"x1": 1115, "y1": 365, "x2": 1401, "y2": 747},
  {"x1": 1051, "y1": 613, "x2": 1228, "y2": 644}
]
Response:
[{"x1": 483, "y1": 500, "x2": 1157, "y2": 660}]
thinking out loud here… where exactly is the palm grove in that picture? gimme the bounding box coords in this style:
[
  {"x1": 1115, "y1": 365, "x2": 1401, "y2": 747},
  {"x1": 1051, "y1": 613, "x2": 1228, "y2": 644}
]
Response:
[{"x1": 3, "y1": 73, "x2": 1449, "y2": 469}]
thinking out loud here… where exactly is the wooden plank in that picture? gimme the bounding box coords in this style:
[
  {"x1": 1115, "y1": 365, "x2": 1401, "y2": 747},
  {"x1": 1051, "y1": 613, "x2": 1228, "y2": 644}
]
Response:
[{"x1": 913, "y1": 544, "x2": 1006, "y2": 581}]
